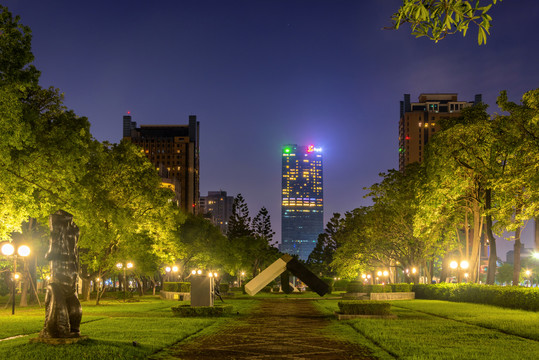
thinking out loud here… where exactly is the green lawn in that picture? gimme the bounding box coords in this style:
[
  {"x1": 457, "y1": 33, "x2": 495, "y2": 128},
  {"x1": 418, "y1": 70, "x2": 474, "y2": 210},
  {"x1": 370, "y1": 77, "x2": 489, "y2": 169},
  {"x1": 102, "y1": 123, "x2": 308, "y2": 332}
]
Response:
[
  {"x1": 315, "y1": 299, "x2": 539, "y2": 360},
  {"x1": 0, "y1": 295, "x2": 256, "y2": 360}
]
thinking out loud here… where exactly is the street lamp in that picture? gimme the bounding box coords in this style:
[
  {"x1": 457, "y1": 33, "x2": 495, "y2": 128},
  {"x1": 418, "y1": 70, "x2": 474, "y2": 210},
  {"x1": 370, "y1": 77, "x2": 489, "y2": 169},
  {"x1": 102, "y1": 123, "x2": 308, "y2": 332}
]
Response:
[
  {"x1": 450, "y1": 260, "x2": 469, "y2": 283},
  {"x1": 1, "y1": 243, "x2": 31, "y2": 315},
  {"x1": 525, "y1": 270, "x2": 531, "y2": 287},
  {"x1": 116, "y1": 261, "x2": 134, "y2": 300}
]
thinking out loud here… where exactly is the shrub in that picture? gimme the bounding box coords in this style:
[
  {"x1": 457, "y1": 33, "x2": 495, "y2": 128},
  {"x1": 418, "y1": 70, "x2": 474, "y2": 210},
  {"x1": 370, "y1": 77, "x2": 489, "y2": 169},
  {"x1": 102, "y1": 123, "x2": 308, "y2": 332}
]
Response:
[
  {"x1": 322, "y1": 277, "x2": 334, "y2": 294},
  {"x1": 346, "y1": 280, "x2": 364, "y2": 293},
  {"x1": 338, "y1": 300, "x2": 391, "y2": 315},
  {"x1": 0, "y1": 280, "x2": 9, "y2": 296},
  {"x1": 262, "y1": 285, "x2": 272, "y2": 293},
  {"x1": 272, "y1": 285, "x2": 280, "y2": 293},
  {"x1": 163, "y1": 282, "x2": 191, "y2": 293},
  {"x1": 219, "y1": 283, "x2": 229, "y2": 293},
  {"x1": 334, "y1": 279, "x2": 350, "y2": 291},
  {"x1": 369, "y1": 284, "x2": 392, "y2": 293},
  {"x1": 171, "y1": 305, "x2": 233, "y2": 317},
  {"x1": 390, "y1": 283, "x2": 413, "y2": 292},
  {"x1": 412, "y1": 283, "x2": 539, "y2": 311},
  {"x1": 281, "y1": 271, "x2": 292, "y2": 294}
]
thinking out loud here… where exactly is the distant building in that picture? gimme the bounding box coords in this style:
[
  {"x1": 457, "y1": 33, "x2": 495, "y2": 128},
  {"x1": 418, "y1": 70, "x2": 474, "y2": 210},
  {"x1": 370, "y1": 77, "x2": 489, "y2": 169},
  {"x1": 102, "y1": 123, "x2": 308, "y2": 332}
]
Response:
[
  {"x1": 506, "y1": 247, "x2": 534, "y2": 264},
  {"x1": 280, "y1": 144, "x2": 324, "y2": 261},
  {"x1": 123, "y1": 114, "x2": 200, "y2": 213},
  {"x1": 200, "y1": 191, "x2": 235, "y2": 234},
  {"x1": 399, "y1": 93, "x2": 482, "y2": 171}
]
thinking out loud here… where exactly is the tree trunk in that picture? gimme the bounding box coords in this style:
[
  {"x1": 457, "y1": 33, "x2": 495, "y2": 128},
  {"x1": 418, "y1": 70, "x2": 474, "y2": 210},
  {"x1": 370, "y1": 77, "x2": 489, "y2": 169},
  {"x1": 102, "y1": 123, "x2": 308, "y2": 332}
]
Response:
[
  {"x1": 81, "y1": 277, "x2": 91, "y2": 302},
  {"x1": 19, "y1": 259, "x2": 29, "y2": 307},
  {"x1": 512, "y1": 227, "x2": 522, "y2": 286},
  {"x1": 535, "y1": 216, "x2": 539, "y2": 251},
  {"x1": 485, "y1": 189, "x2": 497, "y2": 285},
  {"x1": 136, "y1": 276, "x2": 144, "y2": 296}
]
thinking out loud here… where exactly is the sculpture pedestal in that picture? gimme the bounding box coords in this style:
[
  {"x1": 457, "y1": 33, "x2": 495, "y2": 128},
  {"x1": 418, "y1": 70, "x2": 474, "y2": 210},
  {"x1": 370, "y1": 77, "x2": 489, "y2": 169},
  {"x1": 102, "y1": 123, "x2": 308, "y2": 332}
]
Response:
[{"x1": 29, "y1": 335, "x2": 89, "y2": 345}]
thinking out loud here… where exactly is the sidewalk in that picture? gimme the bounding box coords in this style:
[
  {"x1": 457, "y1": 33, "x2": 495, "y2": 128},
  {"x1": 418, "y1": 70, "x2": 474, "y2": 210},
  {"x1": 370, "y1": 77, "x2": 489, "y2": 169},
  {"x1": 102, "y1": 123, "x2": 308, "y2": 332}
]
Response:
[{"x1": 160, "y1": 298, "x2": 375, "y2": 359}]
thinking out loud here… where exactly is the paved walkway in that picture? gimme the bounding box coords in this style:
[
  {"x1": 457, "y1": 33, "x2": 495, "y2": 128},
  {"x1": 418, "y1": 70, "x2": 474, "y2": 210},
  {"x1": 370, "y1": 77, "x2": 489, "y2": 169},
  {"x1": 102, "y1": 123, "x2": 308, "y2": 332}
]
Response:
[{"x1": 161, "y1": 299, "x2": 375, "y2": 359}]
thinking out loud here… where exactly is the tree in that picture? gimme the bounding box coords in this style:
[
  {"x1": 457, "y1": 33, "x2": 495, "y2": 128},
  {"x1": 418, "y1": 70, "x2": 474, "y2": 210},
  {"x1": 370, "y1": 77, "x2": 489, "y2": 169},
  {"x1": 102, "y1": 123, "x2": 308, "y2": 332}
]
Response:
[
  {"x1": 491, "y1": 89, "x2": 539, "y2": 285},
  {"x1": 227, "y1": 194, "x2": 251, "y2": 240},
  {"x1": 73, "y1": 140, "x2": 176, "y2": 304},
  {"x1": 249, "y1": 206, "x2": 277, "y2": 277},
  {"x1": 307, "y1": 213, "x2": 343, "y2": 277},
  {"x1": 390, "y1": 0, "x2": 500, "y2": 45}
]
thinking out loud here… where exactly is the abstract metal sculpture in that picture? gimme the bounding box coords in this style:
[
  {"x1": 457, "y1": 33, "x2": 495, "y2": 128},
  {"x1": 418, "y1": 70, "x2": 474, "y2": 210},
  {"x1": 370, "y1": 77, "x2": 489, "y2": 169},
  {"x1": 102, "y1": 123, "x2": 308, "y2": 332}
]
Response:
[
  {"x1": 39, "y1": 210, "x2": 82, "y2": 339},
  {"x1": 245, "y1": 254, "x2": 329, "y2": 296}
]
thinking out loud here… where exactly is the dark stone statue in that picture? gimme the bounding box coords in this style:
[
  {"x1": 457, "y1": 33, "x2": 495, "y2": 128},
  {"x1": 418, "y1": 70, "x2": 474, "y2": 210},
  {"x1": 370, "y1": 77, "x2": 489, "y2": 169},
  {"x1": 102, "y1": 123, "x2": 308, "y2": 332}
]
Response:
[{"x1": 39, "y1": 210, "x2": 82, "y2": 339}]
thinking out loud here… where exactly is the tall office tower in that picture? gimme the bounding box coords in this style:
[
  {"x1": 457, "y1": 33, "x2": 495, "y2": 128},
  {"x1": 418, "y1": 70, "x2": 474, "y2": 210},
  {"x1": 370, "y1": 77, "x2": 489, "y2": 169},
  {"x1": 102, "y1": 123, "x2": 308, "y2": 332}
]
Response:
[
  {"x1": 280, "y1": 144, "x2": 324, "y2": 261},
  {"x1": 199, "y1": 191, "x2": 235, "y2": 234},
  {"x1": 123, "y1": 114, "x2": 200, "y2": 214},
  {"x1": 399, "y1": 93, "x2": 482, "y2": 171}
]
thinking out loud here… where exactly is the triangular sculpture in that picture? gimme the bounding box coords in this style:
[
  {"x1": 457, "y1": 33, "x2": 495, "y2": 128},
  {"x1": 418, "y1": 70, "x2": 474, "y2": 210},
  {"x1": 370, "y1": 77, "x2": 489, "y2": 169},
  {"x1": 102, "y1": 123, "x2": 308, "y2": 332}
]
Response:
[{"x1": 244, "y1": 254, "x2": 329, "y2": 297}]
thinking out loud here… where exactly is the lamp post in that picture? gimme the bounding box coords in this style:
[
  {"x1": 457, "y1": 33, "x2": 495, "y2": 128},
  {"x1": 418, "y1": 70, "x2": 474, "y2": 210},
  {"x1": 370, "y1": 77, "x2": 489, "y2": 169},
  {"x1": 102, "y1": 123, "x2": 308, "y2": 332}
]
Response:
[
  {"x1": 450, "y1": 260, "x2": 469, "y2": 283},
  {"x1": 1, "y1": 243, "x2": 31, "y2": 315},
  {"x1": 116, "y1": 261, "x2": 134, "y2": 300},
  {"x1": 525, "y1": 270, "x2": 531, "y2": 287},
  {"x1": 239, "y1": 271, "x2": 245, "y2": 287}
]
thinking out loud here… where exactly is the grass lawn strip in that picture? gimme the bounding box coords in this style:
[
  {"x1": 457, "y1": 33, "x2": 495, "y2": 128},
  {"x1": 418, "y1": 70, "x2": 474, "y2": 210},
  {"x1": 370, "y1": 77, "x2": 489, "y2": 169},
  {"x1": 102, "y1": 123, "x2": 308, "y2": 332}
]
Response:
[
  {"x1": 391, "y1": 300, "x2": 539, "y2": 342},
  {"x1": 0, "y1": 296, "x2": 254, "y2": 360},
  {"x1": 314, "y1": 299, "x2": 539, "y2": 360}
]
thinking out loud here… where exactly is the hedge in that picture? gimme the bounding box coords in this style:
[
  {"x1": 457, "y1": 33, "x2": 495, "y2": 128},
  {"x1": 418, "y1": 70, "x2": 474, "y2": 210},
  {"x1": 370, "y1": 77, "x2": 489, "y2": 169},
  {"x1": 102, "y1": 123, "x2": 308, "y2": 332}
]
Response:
[
  {"x1": 163, "y1": 282, "x2": 191, "y2": 293},
  {"x1": 322, "y1": 277, "x2": 334, "y2": 294},
  {"x1": 334, "y1": 279, "x2": 351, "y2": 291},
  {"x1": 219, "y1": 283, "x2": 229, "y2": 293},
  {"x1": 338, "y1": 300, "x2": 391, "y2": 315},
  {"x1": 413, "y1": 283, "x2": 539, "y2": 311},
  {"x1": 171, "y1": 305, "x2": 233, "y2": 317},
  {"x1": 346, "y1": 282, "x2": 413, "y2": 294}
]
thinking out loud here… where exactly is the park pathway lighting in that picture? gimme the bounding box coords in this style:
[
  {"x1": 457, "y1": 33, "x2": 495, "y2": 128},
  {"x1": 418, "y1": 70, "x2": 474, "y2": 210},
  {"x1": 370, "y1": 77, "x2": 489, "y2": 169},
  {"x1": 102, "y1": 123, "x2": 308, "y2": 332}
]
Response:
[
  {"x1": 1, "y1": 243, "x2": 31, "y2": 315},
  {"x1": 450, "y1": 260, "x2": 469, "y2": 283},
  {"x1": 116, "y1": 261, "x2": 134, "y2": 300}
]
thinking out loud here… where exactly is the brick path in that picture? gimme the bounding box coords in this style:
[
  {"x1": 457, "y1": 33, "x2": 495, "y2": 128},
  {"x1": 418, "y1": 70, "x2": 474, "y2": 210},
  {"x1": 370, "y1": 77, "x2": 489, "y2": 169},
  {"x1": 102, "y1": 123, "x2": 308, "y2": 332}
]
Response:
[{"x1": 160, "y1": 298, "x2": 375, "y2": 359}]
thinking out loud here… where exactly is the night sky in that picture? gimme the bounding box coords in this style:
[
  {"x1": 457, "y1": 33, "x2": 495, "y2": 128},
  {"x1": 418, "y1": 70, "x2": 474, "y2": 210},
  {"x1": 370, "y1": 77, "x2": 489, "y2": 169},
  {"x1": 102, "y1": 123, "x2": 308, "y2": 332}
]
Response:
[{"x1": 9, "y1": 0, "x2": 538, "y2": 257}]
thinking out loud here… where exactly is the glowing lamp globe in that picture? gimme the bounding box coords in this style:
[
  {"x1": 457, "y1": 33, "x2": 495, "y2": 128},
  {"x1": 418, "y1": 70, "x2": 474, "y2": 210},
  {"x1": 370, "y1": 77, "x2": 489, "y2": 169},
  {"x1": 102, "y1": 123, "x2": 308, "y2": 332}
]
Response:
[{"x1": 1, "y1": 243, "x2": 14, "y2": 256}]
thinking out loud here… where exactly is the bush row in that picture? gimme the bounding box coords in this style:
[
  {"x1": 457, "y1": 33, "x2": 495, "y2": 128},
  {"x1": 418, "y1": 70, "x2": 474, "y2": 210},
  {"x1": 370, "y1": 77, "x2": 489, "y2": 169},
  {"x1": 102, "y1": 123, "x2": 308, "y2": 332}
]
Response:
[
  {"x1": 171, "y1": 304, "x2": 233, "y2": 317},
  {"x1": 163, "y1": 282, "x2": 191, "y2": 293},
  {"x1": 321, "y1": 278, "x2": 352, "y2": 293},
  {"x1": 413, "y1": 283, "x2": 539, "y2": 311},
  {"x1": 346, "y1": 281, "x2": 413, "y2": 294},
  {"x1": 338, "y1": 300, "x2": 391, "y2": 315}
]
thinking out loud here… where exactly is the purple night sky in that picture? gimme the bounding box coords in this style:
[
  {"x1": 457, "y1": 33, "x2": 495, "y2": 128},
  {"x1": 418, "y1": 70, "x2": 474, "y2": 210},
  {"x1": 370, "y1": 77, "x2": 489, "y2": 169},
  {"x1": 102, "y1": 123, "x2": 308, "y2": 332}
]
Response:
[{"x1": 9, "y1": 0, "x2": 538, "y2": 258}]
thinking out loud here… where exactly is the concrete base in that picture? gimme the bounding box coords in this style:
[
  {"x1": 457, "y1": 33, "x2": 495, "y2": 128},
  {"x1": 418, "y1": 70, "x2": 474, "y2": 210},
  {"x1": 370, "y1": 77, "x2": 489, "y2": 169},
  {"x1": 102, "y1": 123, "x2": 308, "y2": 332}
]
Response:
[
  {"x1": 335, "y1": 312, "x2": 397, "y2": 320},
  {"x1": 369, "y1": 292, "x2": 415, "y2": 300},
  {"x1": 29, "y1": 335, "x2": 89, "y2": 345},
  {"x1": 160, "y1": 291, "x2": 191, "y2": 301}
]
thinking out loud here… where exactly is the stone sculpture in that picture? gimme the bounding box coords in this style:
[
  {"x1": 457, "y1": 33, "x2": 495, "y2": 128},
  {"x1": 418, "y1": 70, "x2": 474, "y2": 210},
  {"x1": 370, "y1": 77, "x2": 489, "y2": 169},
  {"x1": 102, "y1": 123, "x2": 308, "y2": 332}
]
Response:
[{"x1": 39, "y1": 210, "x2": 82, "y2": 339}]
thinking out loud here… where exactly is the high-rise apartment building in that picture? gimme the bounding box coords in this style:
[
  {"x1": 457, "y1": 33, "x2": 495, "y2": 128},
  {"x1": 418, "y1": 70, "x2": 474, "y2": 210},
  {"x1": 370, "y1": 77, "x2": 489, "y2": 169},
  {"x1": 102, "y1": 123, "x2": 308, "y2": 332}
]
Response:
[
  {"x1": 200, "y1": 191, "x2": 235, "y2": 234},
  {"x1": 399, "y1": 93, "x2": 481, "y2": 171},
  {"x1": 280, "y1": 144, "x2": 324, "y2": 261},
  {"x1": 123, "y1": 114, "x2": 200, "y2": 213}
]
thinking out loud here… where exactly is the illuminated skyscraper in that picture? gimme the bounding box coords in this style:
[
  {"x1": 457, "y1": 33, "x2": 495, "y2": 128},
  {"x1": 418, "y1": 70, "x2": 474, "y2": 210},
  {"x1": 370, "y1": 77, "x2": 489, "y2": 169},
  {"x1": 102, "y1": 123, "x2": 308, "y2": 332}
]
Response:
[{"x1": 280, "y1": 144, "x2": 323, "y2": 260}]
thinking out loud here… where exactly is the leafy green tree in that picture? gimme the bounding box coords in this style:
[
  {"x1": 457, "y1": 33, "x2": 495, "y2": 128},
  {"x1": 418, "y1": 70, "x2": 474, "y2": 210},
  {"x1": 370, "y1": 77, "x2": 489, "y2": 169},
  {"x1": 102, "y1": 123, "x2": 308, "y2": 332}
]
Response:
[
  {"x1": 491, "y1": 89, "x2": 539, "y2": 285},
  {"x1": 0, "y1": 6, "x2": 92, "y2": 305},
  {"x1": 307, "y1": 213, "x2": 343, "y2": 277},
  {"x1": 73, "y1": 140, "x2": 176, "y2": 304},
  {"x1": 390, "y1": 0, "x2": 500, "y2": 45},
  {"x1": 227, "y1": 194, "x2": 251, "y2": 240}
]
